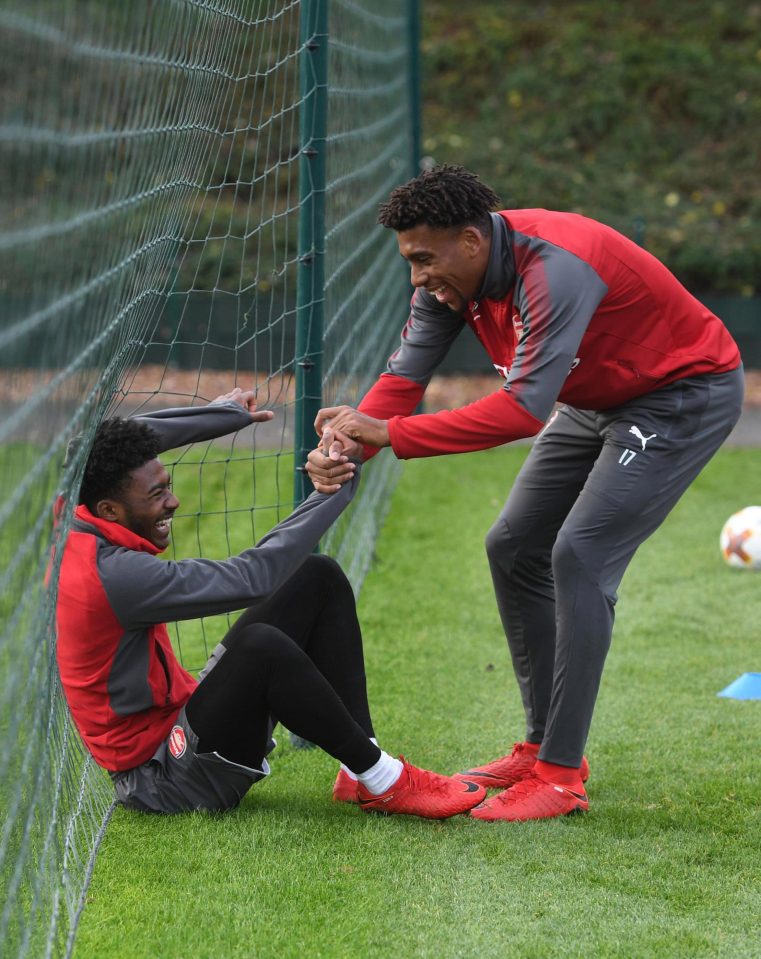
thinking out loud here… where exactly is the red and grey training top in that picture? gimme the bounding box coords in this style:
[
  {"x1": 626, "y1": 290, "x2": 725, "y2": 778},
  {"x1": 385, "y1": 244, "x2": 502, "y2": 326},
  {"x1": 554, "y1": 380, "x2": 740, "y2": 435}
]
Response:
[
  {"x1": 358, "y1": 210, "x2": 741, "y2": 458},
  {"x1": 56, "y1": 402, "x2": 360, "y2": 772}
]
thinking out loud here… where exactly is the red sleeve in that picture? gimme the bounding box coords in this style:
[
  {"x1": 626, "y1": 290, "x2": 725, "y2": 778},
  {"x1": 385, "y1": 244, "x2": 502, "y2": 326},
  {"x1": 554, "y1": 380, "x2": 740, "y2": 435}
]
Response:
[
  {"x1": 356, "y1": 373, "x2": 426, "y2": 461},
  {"x1": 386, "y1": 388, "x2": 544, "y2": 459}
]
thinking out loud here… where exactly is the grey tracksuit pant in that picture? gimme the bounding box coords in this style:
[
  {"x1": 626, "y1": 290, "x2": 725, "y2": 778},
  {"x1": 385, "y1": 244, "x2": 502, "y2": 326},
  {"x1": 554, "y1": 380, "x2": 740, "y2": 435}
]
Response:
[{"x1": 485, "y1": 366, "x2": 745, "y2": 767}]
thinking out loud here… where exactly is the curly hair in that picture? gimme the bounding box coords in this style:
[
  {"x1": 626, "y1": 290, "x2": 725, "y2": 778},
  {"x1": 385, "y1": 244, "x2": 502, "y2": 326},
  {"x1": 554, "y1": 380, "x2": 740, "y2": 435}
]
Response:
[
  {"x1": 377, "y1": 164, "x2": 501, "y2": 233},
  {"x1": 78, "y1": 417, "x2": 160, "y2": 511}
]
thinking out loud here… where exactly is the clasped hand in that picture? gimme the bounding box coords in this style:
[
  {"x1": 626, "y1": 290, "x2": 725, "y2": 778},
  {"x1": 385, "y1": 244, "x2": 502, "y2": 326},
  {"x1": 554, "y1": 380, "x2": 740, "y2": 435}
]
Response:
[{"x1": 304, "y1": 405, "x2": 390, "y2": 493}]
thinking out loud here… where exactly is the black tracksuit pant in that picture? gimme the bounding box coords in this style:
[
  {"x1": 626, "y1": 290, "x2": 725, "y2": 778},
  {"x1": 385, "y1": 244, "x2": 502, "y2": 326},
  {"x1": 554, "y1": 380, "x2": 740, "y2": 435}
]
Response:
[
  {"x1": 185, "y1": 554, "x2": 380, "y2": 774},
  {"x1": 486, "y1": 368, "x2": 744, "y2": 767}
]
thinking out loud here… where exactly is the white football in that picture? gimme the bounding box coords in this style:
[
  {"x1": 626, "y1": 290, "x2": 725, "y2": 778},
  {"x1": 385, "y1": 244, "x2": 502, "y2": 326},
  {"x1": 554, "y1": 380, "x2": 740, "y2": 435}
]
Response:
[{"x1": 720, "y1": 506, "x2": 761, "y2": 569}]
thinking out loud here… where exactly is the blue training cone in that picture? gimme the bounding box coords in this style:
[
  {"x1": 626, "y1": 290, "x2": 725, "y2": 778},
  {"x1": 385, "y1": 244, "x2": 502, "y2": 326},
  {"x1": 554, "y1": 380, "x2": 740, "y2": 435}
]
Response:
[{"x1": 717, "y1": 672, "x2": 761, "y2": 700}]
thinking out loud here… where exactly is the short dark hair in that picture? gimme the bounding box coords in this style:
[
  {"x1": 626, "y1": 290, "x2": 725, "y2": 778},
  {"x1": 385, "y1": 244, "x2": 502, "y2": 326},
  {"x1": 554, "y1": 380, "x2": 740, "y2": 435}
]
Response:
[
  {"x1": 78, "y1": 417, "x2": 160, "y2": 511},
  {"x1": 377, "y1": 164, "x2": 501, "y2": 233}
]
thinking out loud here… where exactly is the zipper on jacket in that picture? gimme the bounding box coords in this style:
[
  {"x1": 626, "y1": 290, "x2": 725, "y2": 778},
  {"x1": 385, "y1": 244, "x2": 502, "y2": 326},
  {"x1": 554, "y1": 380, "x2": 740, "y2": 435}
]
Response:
[{"x1": 155, "y1": 641, "x2": 172, "y2": 705}]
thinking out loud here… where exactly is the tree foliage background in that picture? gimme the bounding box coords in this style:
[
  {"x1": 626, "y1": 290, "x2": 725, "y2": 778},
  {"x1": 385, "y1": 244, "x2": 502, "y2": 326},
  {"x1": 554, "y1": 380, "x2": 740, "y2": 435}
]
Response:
[{"x1": 421, "y1": 1, "x2": 761, "y2": 295}]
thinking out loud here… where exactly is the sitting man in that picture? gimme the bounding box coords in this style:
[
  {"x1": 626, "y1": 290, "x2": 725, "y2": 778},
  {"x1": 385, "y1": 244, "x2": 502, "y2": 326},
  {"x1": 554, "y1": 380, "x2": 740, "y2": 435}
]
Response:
[{"x1": 55, "y1": 387, "x2": 485, "y2": 818}]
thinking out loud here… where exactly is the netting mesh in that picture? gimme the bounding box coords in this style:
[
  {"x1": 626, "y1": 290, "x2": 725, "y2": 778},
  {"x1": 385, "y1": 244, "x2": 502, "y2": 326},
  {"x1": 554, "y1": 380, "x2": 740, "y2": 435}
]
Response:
[
  {"x1": 0, "y1": 2, "x2": 414, "y2": 955},
  {"x1": 320, "y1": 0, "x2": 412, "y2": 579}
]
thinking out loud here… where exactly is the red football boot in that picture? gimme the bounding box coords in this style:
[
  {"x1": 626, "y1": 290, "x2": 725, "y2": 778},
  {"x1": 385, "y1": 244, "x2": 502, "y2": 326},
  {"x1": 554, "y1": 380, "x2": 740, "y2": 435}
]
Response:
[
  {"x1": 357, "y1": 757, "x2": 486, "y2": 820},
  {"x1": 455, "y1": 742, "x2": 590, "y2": 789},
  {"x1": 470, "y1": 771, "x2": 589, "y2": 822}
]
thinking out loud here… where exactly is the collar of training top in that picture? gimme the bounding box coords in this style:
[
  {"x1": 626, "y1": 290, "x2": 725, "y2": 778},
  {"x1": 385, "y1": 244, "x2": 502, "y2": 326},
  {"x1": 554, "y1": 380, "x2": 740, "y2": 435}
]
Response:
[
  {"x1": 476, "y1": 212, "x2": 515, "y2": 302},
  {"x1": 71, "y1": 504, "x2": 163, "y2": 555}
]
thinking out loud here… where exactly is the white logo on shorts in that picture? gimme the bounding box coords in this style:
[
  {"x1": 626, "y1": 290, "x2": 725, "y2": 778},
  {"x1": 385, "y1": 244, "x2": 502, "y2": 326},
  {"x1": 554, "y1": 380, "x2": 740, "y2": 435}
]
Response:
[
  {"x1": 619, "y1": 425, "x2": 657, "y2": 466},
  {"x1": 629, "y1": 425, "x2": 656, "y2": 450}
]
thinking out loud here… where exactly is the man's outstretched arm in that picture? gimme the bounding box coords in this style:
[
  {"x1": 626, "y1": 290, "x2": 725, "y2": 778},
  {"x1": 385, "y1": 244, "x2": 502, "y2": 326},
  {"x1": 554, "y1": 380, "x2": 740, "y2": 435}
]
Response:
[
  {"x1": 134, "y1": 387, "x2": 273, "y2": 453},
  {"x1": 101, "y1": 467, "x2": 363, "y2": 626},
  {"x1": 313, "y1": 388, "x2": 543, "y2": 460}
]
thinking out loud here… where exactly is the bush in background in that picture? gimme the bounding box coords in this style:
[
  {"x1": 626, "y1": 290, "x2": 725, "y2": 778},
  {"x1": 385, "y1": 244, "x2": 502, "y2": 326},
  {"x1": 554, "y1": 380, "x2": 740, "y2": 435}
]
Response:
[{"x1": 422, "y1": 1, "x2": 761, "y2": 294}]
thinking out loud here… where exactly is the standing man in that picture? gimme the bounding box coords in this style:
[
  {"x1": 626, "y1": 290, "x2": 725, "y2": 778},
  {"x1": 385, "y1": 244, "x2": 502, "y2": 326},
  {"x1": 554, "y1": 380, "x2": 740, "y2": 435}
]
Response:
[{"x1": 305, "y1": 165, "x2": 743, "y2": 822}]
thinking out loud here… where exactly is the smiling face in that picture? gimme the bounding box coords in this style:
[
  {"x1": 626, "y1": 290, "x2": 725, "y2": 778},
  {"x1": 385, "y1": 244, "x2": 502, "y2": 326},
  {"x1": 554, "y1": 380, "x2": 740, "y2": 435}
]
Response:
[
  {"x1": 396, "y1": 222, "x2": 491, "y2": 312},
  {"x1": 96, "y1": 457, "x2": 179, "y2": 550}
]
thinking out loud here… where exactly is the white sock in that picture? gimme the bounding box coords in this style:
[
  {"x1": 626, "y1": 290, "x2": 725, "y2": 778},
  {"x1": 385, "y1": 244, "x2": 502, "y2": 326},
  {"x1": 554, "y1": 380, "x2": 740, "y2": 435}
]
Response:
[
  {"x1": 356, "y1": 750, "x2": 404, "y2": 795},
  {"x1": 340, "y1": 737, "x2": 378, "y2": 781}
]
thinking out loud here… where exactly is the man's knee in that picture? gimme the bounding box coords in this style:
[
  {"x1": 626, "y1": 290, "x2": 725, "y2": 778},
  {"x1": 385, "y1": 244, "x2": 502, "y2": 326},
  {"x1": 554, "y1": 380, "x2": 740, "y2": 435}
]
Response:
[
  {"x1": 486, "y1": 515, "x2": 540, "y2": 576},
  {"x1": 552, "y1": 530, "x2": 618, "y2": 605},
  {"x1": 301, "y1": 552, "x2": 348, "y2": 586},
  {"x1": 303, "y1": 552, "x2": 342, "y2": 578},
  {"x1": 230, "y1": 622, "x2": 292, "y2": 663},
  {"x1": 485, "y1": 516, "x2": 512, "y2": 564}
]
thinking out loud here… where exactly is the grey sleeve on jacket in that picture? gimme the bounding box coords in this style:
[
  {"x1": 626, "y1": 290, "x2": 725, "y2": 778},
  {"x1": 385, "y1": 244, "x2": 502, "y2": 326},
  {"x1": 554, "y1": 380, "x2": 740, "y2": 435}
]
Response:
[
  {"x1": 508, "y1": 244, "x2": 608, "y2": 421},
  {"x1": 100, "y1": 469, "x2": 362, "y2": 627},
  {"x1": 385, "y1": 290, "x2": 466, "y2": 385},
  {"x1": 134, "y1": 401, "x2": 255, "y2": 453}
]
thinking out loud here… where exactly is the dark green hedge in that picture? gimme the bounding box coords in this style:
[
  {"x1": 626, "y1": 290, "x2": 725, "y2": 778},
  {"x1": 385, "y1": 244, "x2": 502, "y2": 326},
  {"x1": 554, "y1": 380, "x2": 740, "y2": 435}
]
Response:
[{"x1": 421, "y1": 1, "x2": 761, "y2": 294}]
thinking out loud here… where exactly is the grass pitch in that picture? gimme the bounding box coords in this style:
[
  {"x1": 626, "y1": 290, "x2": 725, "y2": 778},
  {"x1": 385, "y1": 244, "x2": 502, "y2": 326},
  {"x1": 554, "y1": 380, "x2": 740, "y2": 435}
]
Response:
[{"x1": 74, "y1": 447, "x2": 761, "y2": 959}]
